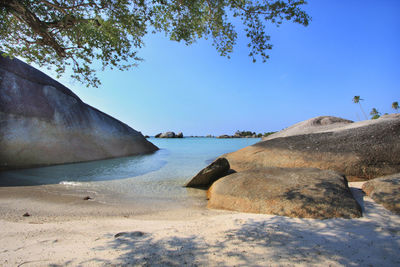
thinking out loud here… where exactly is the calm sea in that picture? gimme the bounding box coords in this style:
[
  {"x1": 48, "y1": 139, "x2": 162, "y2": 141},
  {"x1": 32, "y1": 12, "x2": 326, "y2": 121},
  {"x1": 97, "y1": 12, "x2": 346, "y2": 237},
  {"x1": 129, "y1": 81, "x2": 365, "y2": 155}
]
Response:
[{"x1": 0, "y1": 137, "x2": 260, "y2": 211}]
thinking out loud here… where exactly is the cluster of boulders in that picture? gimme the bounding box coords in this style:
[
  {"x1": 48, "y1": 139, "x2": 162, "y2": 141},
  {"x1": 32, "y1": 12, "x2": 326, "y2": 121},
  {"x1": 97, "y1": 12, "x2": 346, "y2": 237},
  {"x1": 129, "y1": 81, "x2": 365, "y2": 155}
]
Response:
[
  {"x1": 186, "y1": 115, "x2": 400, "y2": 218},
  {"x1": 217, "y1": 134, "x2": 258, "y2": 139},
  {"x1": 0, "y1": 56, "x2": 158, "y2": 170},
  {"x1": 155, "y1": 132, "x2": 183, "y2": 138}
]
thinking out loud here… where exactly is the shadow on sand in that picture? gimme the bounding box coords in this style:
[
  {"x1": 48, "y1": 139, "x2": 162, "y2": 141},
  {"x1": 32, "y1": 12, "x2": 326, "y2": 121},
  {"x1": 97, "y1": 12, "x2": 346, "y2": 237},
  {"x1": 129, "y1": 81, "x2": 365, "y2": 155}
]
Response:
[{"x1": 69, "y1": 187, "x2": 400, "y2": 266}]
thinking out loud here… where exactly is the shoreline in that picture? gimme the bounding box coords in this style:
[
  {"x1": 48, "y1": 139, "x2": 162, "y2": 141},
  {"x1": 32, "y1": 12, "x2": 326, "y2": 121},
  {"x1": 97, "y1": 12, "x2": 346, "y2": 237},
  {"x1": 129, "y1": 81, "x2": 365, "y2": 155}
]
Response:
[
  {"x1": 0, "y1": 183, "x2": 216, "y2": 223},
  {"x1": 0, "y1": 182, "x2": 399, "y2": 266}
]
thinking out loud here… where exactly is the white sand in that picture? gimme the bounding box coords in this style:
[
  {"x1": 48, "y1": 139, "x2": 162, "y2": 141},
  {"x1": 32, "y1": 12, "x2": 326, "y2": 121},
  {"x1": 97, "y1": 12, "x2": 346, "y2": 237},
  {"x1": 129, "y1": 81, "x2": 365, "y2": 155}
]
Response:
[{"x1": 0, "y1": 182, "x2": 399, "y2": 266}]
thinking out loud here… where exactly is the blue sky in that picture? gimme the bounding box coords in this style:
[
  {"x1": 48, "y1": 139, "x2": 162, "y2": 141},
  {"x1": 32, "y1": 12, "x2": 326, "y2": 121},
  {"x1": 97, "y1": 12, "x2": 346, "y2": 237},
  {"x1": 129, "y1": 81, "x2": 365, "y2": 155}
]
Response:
[{"x1": 39, "y1": 0, "x2": 399, "y2": 136}]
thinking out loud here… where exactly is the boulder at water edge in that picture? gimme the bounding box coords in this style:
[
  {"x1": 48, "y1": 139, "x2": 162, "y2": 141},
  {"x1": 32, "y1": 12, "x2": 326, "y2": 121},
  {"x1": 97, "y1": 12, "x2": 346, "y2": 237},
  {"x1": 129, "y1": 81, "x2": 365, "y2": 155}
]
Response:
[
  {"x1": 224, "y1": 115, "x2": 400, "y2": 180},
  {"x1": 362, "y1": 173, "x2": 400, "y2": 215},
  {"x1": 0, "y1": 56, "x2": 158, "y2": 170},
  {"x1": 207, "y1": 167, "x2": 362, "y2": 219},
  {"x1": 185, "y1": 158, "x2": 231, "y2": 188}
]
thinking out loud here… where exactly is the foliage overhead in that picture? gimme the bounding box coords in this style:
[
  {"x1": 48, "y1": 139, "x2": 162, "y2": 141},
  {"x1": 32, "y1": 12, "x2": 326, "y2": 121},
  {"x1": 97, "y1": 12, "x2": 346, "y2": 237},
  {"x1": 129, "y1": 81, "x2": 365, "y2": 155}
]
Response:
[{"x1": 0, "y1": 0, "x2": 310, "y2": 87}]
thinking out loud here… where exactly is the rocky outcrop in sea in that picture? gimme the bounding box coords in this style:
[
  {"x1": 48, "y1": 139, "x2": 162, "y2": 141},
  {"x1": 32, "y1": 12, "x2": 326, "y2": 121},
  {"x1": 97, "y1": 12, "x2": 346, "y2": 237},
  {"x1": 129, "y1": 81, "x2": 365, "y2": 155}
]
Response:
[{"x1": 155, "y1": 132, "x2": 184, "y2": 138}]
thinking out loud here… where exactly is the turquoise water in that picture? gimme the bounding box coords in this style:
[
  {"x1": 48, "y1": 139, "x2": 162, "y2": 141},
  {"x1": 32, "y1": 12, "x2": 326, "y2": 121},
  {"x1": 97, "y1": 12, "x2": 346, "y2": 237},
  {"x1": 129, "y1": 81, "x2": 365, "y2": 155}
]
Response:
[{"x1": 0, "y1": 138, "x2": 260, "y2": 208}]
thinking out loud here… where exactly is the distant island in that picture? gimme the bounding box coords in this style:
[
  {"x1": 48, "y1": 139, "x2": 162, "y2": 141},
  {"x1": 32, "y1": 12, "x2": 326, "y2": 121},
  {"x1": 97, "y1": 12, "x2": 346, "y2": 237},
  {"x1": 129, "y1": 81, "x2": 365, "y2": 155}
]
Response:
[
  {"x1": 150, "y1": 130, "x2": 276, "y2": 138},
  {"x1": 155, "y1": 132, "x2": 184, "y2": 138},
  {"x1": 216, "y1": 130, "x2": 276, "y2": 139}
]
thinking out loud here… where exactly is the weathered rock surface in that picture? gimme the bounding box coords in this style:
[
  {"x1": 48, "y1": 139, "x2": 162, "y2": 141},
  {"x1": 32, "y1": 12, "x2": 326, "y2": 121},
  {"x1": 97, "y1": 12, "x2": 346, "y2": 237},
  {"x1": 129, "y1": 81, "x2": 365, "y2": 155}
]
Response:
[
  {"x1": 155, "y1": 131, "x2": 184, "y2": 138},
  {"x1": 207, "y1": 167, "x2": 362, "y2": 219},
  {"x1": 362, "y1": 174, "x2": 400, "y2": 214},
  {"x1": 160, "y1": 132, "x2": 176, "y2": 138},
  {"x1": 224, "y1": 115, "x2": 400, "y2": 180},
  {"x1": 262, "y1": 116, "x2": 353, "y2": 141},
  {"x1": 0, "y1": 56, "x2": 158, "y2": 170},
  {"x1": 185, "y1": 158, "x2": 231, "y2": 188}
]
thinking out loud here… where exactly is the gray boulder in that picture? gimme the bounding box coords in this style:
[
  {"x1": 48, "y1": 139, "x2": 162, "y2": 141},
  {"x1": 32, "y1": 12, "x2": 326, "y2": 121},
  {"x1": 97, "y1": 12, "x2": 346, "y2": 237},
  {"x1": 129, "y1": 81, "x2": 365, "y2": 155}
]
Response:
[
  {"x1": 160, "y1": 132, "x2": 176, "y2": 138},
  {"x1": 0, "y1": 56, "x2": 158, "y2": 170},
  {"x1": 155, "y1": 131, "x2": 184, "y2": 138},
  {"x1": 224, "y1": 115, "x2": 400, "y2": 180},
  {"x1": 362, "y1": 173, "x2": 400, "y2": 214},
  {"x1": 207, "y1": 167, "x2": 362, "y2": 219},
  {"x1": 185, "y1": 158, "x2": 231, "y2": 188}
]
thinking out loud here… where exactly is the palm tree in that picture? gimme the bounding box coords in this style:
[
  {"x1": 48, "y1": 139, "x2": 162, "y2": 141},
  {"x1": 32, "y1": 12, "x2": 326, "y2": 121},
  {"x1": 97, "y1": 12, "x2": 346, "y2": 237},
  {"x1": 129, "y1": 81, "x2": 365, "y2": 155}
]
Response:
[
  {"x1": 352, "y1": 96, "x2": 367, "y2": 120},
  {"x1": 392, "y1": 101, "x2": 399, "y2": 113},
  {"x1": 370, "y1": 108, "x2": 381, "y2": 119}
]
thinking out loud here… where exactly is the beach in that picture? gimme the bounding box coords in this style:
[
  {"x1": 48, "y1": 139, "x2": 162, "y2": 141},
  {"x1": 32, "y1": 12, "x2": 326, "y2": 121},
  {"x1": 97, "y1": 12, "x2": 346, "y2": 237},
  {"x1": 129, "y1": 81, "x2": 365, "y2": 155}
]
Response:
[
  {"x1": 0, "y1": 182, "x2": 399, "y2": 266},
  {"x1": 1, "y1": 1, "x2": 399, "y2": 265}
]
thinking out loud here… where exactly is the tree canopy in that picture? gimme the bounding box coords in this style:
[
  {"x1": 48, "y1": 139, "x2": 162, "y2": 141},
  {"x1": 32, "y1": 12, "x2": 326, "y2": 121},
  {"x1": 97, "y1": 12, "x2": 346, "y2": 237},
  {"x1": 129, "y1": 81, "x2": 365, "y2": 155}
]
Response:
[{"x1": 0, "y1": 0, "x2": 310, "y2": 87}]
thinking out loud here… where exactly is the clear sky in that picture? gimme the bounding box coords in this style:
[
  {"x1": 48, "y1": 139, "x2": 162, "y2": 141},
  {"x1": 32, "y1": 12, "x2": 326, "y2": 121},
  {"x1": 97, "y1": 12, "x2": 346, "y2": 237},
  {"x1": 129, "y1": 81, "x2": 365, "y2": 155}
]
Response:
[{"x1": 38, "y1": 0, "x2": 399, "y2": 136}]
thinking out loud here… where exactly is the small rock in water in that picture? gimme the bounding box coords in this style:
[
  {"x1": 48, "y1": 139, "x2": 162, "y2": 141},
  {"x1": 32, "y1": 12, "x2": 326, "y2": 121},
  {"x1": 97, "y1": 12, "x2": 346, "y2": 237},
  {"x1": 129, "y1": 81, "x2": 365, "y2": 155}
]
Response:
[
  {"x1": 23, "y1": 212, "x2": 30, "y2": 217},
  {"x1": 83, "y1": 196, "x2": 92, "y2": 200},
  {"x1": 114, "y1": 231, "x2": 146, "y2": 239}
]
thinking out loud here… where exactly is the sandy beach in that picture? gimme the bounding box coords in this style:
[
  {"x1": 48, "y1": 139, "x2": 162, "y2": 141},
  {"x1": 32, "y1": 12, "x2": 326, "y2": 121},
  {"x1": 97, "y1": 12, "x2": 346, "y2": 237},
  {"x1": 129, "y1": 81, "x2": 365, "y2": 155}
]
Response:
[{"x1": 0, "y1": 182, "x2": 399, "y2": 266}]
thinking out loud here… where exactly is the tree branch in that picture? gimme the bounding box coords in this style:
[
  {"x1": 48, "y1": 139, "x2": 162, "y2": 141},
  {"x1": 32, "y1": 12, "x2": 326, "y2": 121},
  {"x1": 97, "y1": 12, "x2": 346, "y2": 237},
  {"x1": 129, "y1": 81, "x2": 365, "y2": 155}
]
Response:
[
  {"x1": 2, "y1": 1, "x2": 67, "y2": 57},
  {"x1": 39, "y1": 0, "x2": 99, "y2": 11}
]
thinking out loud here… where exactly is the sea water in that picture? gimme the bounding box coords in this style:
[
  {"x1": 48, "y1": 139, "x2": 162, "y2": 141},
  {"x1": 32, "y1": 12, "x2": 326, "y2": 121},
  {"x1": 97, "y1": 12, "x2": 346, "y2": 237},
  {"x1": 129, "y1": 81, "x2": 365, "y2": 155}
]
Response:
[{"x1": 0, "y1": 138, "x2": 260, "y2": 211}]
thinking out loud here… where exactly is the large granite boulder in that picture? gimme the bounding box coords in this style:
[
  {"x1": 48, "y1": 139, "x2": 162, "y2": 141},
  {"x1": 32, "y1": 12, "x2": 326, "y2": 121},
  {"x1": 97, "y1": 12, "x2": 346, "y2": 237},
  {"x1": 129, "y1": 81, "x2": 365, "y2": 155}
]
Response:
[
  {"x1": 362, "y1": 174, "x2": 400, "y2": 214},
  {"x1": 224, "y1": 115, "x2": 400, "y2": 180},
  {"x1": 185, "y1": 158, "x2": 231, "y2": 188},
  {"x1": 207, "y1": 167, "x2": 362, "y2": 219},
  {"x1": 0, "y1": 56, "x2": 158, "y2": 170},
  {"x1": 262, "y1": 116, "x2": 353, "y2": 141}
]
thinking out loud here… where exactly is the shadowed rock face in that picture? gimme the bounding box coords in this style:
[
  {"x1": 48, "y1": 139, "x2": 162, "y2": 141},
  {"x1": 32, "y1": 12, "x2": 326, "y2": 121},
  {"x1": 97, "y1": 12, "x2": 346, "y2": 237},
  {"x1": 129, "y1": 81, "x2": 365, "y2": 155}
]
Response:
[
  {"x1": 224, "y1": 115, "x2": 400, "y2": 180},
  {"x1": 207, "y1": 167, "x2": 362, "y2": 219},
  {"x1": 0, "y1": 56, "x2": 158, "y2": 170},
  {"x1": 362, "y1": 173, "x2": 400, "y2": 215},
  {"x1": 185, "y1": 158, "x2": 231, "y2": 188}
]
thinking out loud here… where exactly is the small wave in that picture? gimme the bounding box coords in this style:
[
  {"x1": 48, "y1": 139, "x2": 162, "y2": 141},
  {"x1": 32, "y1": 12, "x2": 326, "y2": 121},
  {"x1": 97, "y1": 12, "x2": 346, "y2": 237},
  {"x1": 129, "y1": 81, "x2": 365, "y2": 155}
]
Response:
[{"x1": 59, "y1": 181, "x2": 82, "y2": 186}]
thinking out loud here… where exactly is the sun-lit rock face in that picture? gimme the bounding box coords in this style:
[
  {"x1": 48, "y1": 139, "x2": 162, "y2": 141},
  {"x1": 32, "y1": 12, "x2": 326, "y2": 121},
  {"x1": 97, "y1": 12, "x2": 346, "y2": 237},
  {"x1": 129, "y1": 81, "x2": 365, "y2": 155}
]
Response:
[
  {"x1": 362, "y1": 173, "x2": 400, "y2": 215},
  {"x1": 0, "y1": 56, "x2": 158, "y2": 170},
  {"x1": 207, "y1": 167, "x2": 362, "y2": 219},
  {"x1": 224, "y1": 114, "x2": 400, "y2": 180}
]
